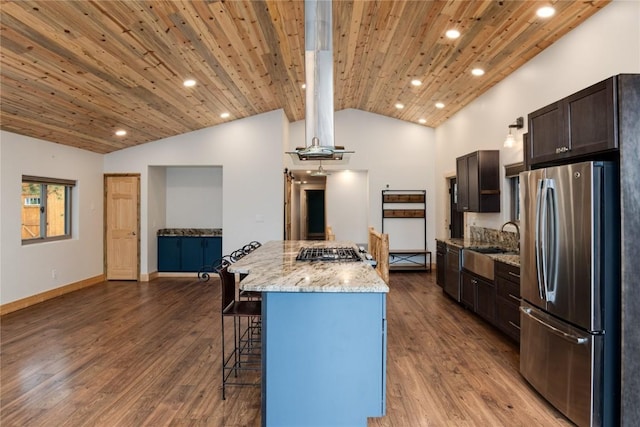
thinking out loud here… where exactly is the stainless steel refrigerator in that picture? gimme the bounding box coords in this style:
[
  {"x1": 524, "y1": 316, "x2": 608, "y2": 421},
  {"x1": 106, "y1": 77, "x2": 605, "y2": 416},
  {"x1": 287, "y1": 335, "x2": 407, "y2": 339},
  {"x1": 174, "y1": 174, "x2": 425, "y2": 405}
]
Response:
[{"x1": 519, "y1": 161, "x2": 620, "y2": 427}]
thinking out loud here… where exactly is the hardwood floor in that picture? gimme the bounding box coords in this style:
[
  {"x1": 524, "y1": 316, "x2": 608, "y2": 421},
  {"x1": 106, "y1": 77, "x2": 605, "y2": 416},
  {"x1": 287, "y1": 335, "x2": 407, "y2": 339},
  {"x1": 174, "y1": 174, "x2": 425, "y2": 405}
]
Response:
[{"x1": 1, "y1": 272, "x2": 572, "y2": 426}]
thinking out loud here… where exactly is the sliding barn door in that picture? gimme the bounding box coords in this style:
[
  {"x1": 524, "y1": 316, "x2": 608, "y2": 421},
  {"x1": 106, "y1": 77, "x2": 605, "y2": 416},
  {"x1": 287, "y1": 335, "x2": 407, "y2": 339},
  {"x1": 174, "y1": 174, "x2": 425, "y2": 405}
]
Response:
[{"x1": 105, "y1": 175, "x2": 140, "y2": 280}]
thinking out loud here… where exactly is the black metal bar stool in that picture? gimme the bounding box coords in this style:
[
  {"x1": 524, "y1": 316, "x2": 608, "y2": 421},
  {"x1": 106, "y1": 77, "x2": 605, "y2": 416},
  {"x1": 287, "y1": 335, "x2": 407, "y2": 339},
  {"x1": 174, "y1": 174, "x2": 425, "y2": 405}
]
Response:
[{"x1": 215, "y1": 258, "x2": 261, "y2": 400}]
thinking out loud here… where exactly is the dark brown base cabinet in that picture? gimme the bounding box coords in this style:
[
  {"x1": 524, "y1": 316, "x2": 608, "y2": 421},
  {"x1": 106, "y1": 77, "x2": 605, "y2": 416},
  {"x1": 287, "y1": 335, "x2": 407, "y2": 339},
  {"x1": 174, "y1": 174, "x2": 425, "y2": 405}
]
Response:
[
  {"x1": 495, "y1": 261, "x2": 521, "y2": 343},
  {"x1": 461, "y1": 271, "x2": 496, "y2": 324},
  {"x1": 437, "y1": 242, "x2": 521, "y2": 343}
]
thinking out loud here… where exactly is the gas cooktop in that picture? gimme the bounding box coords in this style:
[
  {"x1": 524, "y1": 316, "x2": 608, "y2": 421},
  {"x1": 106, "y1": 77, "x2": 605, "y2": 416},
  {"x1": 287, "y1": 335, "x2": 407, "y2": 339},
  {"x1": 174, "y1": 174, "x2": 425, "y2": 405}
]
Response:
[{"x1": 296, "y1": 247, "x2": 361, "y2": 262}]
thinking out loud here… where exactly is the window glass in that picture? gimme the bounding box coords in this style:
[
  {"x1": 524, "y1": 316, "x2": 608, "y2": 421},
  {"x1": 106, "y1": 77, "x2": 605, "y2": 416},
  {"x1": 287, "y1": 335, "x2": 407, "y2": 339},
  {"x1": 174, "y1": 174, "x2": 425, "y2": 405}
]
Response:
[
  {"x1": 46, "y1": 184, "x2": 69, "y2": 238},
  {"x1": 21, "y1": 183, "x2": 42, "y2": 239}
]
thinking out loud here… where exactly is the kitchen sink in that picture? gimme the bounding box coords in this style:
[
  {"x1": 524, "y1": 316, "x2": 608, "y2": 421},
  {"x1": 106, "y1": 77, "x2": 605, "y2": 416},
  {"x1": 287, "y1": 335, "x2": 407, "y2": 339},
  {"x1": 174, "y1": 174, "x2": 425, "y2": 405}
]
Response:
[
  {"x1": 462, "y1": 248, "x2": 497, "y2": 280},
  {"x1": 462, "y1": 247, "x2": 519, "y2": 281}
]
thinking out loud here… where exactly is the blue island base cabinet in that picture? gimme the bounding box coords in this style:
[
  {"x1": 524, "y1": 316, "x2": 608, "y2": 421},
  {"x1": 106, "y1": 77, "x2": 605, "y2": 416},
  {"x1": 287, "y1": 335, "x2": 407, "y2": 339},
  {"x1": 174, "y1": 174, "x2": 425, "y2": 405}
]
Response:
[{"x1": 262, "y1": 292, "x2": 387, "y2": 427}]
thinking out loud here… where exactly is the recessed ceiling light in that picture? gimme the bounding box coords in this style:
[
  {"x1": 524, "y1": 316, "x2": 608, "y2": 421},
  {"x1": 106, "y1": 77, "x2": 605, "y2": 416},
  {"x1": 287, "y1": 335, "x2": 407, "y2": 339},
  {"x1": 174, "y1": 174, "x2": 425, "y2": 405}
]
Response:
[
  {"x1": 301, "y1": 83, "x2": 306, "y2": 90},
  {"x1": 536, "y1": 6, "x2": 555, "y2": 18},
  {"x1": 471, "y1": 68, "x2": 485, "y2": 76},
  {"x1": 418, "y1": 118, "x2": 427, "y2": 124},
  {"x1": 395, "y1": 103, "x2": 404, "y2": 109},
  {"x1": 445, "y1": 29, "x2": 460, "y2": 39},
  {"x1": 220, "y1": 112, "x2": 230, "y2": 119},
  {"x1": 411, "y1": 79, "x2": 422, "y2": 86},
  {"x1": 435, "y1": 102, "x2": 445, "y2": 109},
  {"x1": 183, "y1": 79, "x2": 196, "y2": 87},
  {"x1": 115, "y1": 129, "x2": 127, "y2": 137}
]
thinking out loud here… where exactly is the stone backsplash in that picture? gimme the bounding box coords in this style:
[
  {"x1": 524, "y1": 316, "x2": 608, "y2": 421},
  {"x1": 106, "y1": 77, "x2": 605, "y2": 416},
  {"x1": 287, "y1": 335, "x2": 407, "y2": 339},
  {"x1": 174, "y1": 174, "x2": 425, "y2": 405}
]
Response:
[{"x1": 469, "y1": 225, "x2": 519, "y2": 252}]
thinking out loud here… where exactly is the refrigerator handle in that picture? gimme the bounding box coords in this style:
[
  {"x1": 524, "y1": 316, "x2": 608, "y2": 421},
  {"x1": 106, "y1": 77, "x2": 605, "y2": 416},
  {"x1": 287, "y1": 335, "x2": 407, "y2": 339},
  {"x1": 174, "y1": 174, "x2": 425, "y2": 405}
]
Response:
[
  {"x1": 535, "y1": 179, "x2": 547, "y2": 301},
  {"x1": 520, "y1": 306, "x2": 588, "y2": 345},
  {"x1": 546, "y1": 179, "x2": 558, "y2": 302}
]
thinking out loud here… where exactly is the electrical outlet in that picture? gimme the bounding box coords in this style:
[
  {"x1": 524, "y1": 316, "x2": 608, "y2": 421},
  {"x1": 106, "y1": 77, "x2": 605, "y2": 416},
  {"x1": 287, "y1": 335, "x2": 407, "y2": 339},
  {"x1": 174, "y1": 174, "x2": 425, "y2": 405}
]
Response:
[{"x1": 51, "y1": 269, "x2": 57, "y2": 279}]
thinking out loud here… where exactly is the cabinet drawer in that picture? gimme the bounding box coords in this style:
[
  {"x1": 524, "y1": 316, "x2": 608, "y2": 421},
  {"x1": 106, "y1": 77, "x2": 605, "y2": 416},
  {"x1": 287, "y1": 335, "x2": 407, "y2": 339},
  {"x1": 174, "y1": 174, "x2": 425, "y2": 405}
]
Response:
[
  {"x1": 496, "y1": 297, "x2": 520, "y2": 342},
  {"x1": 496, "y1": 261, "x2": 520, "y2": 281},
  {"x1": 496, "y1": 276, "x2": 520, "y2": 300}
]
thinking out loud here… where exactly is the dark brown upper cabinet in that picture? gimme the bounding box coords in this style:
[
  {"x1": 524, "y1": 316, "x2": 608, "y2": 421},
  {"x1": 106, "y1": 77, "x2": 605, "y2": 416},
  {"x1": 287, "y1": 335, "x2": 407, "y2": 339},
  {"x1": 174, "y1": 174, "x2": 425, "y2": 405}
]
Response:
[
  {"x1": 456, "y1": 150, "x2": 500, "y2": 213},
  {"x1": 528, "y1": 76, "x2": 618, "y2": 167}
]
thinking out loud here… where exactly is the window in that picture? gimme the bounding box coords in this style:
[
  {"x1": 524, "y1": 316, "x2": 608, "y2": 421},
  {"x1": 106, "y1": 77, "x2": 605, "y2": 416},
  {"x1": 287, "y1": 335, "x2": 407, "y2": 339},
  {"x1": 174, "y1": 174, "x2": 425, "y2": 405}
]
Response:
[
  {"x1": 510, "y1": 176, "x2": 520, "y2": 222},
  {"x1": 21, "y1": 175, "x2": 75, "y2": 244},
  {"x1": 504, "y1": 163, "x2": 524, "y2": 222}
]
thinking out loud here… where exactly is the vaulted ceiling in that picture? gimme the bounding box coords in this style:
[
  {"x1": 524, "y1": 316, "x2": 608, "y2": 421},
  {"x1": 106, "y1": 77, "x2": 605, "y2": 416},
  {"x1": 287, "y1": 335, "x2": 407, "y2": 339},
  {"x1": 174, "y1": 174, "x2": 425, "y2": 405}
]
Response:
[{"x1": 0, "y1": 0, "x2": 609, "y2": 154}]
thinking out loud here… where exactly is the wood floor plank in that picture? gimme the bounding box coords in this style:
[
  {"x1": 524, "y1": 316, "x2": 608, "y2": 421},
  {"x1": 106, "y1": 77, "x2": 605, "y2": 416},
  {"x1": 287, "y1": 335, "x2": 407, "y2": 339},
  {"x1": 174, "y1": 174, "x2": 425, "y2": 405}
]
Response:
[{"x1": 1, "y1": 273, "x2": 572, "y2": 426}]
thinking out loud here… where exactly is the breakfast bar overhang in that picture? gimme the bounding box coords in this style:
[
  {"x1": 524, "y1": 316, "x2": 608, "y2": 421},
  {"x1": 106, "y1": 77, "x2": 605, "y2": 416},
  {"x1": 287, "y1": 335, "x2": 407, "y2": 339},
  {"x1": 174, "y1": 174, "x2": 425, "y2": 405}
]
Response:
[{"x1": 229, "y1": 240, "x2": 389, "y2": 427}]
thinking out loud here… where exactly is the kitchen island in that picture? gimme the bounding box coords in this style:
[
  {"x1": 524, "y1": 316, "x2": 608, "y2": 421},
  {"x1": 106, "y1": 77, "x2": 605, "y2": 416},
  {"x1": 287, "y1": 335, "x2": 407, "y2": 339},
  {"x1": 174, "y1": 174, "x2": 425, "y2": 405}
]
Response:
[{"x1": 229, "y1": 240, "x2": 389, "y2": 427}]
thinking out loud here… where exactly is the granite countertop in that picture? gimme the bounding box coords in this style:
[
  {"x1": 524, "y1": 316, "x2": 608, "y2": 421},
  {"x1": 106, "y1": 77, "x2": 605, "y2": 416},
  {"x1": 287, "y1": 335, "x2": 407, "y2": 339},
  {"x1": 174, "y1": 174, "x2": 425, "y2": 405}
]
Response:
[
  {"x1": 228, "y1": 240, "x2": 389, "y2": 293},
  {"x1": 436, "y1": 237, "x2": 520, "y2": 268},
  {"x1": 157, "y1": 228, "x2": 222, "y2": 237}
]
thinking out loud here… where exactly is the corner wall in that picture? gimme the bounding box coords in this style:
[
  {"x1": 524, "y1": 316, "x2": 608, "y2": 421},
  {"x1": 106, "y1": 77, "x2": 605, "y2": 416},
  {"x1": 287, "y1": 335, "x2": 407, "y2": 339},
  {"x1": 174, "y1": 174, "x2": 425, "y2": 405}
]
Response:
[{"x1": 0, "y1": 131, "x2": 104, "y2": 304}]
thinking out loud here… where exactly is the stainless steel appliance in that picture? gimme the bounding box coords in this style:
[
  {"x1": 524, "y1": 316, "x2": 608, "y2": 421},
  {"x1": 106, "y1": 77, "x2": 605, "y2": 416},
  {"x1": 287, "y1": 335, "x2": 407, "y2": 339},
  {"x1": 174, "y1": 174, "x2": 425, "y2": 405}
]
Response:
[
  {"x1": 443, "y1": 245, "x2": 461, "y2": 301},
  {"x1": 296, "y1": 247, "x2": 361, "y2": 262},
  {"x1": 519, "y1": 161, "x2": 620, "y2": 427}
]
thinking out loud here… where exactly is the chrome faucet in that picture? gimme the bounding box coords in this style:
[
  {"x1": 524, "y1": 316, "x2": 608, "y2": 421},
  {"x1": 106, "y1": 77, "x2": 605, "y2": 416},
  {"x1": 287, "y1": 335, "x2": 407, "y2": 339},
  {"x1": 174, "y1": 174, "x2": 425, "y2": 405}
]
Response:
[{"x1": 501, "y1": 221, "x2": 520, "y2": 251}]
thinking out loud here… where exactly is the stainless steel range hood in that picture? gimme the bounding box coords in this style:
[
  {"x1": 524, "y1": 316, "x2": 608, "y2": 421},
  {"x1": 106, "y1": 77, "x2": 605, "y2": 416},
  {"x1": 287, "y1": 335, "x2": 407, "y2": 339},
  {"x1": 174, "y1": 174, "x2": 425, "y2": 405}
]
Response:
[{"x1": 287, "y1": 0, "x2": 353, "y2": 162}]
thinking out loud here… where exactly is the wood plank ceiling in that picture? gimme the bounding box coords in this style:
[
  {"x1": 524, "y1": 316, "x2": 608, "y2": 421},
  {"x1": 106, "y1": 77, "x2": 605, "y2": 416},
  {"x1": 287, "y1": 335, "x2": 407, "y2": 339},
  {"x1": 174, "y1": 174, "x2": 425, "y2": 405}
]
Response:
[{"x1": 0, "y1": 0, "x2": 610, "y2": 154}]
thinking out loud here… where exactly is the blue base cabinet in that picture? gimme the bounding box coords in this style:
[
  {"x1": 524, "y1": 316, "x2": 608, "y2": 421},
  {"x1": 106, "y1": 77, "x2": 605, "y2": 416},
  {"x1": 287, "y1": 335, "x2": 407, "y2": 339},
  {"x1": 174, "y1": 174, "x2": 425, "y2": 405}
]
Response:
[
  {"x1": 157, "y1": 236, "x2": 181, "y2": 272},
  {"x1": 157, "y1": 236, "x2": 221, "y2": 272},
  {"x1": 262, "y1": 291, "x2": 386, "y2": 426}
]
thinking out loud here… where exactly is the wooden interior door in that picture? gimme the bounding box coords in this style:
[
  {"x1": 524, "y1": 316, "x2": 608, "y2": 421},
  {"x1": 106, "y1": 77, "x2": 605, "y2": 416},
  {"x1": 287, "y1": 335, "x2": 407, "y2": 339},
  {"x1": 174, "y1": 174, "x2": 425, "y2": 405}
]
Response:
[{"x1": 105, "y1": 175, "x2": 140, "y2": 280}]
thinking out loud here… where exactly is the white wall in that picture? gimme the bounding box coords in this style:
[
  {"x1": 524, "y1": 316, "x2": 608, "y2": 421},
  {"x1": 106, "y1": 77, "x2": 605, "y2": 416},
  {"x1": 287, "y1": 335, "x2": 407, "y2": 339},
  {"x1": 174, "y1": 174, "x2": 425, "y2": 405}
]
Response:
[
  {"x1": 104, "y1": 110, "x2": 285, "y2": 274},
  {"x1": 0, "y1": 131, "x2": 104, "y2": 304},
  {"x1": 326, "y1": 171, "x2": 369, "y2": 244},
  {"x1": 434, "y1": 0, "x2": 640, "y2": 238},
  {"x1": 147, "y1": 166, "x2": 167, "y2": 275},
  {"x1": 165, "y1": 166, "x2": 223, "y2": 228},
  {"x1": 287, "y1": 109, "x2": 437, "y2": 253}
]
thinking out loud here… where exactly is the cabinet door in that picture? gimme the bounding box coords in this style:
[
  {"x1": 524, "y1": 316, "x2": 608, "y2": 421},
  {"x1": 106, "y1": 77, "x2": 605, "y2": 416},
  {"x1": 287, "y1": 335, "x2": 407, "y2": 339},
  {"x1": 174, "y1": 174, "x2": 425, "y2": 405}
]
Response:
[
  {"x1": 456, "y1": 156, "x2": 469, "y2": 212},
  {"x1": 477, "y1": 151, "x2": 500, "y2": 212},
  {"x1": 203, "y1": 237, "x2": 222, "y2": 266},
  {"x1": 460, "y1": 272, "x2": 475, "y2": 309},
  {"x1": 496, "y1": 297, "x2": 520, "y2": 342},
  {"x1": 467, "y1": 153, "x2": 479, "y2": 212},
  {"x1": 475, "y1": 277, "x2": 496, "y2": 323},
  {"x1": 566, "y1": 77, "x2": 617, "y2": 156},
  {"x1": 181, "y1": 237, "x2": 204, "y2": 272},
  {"x1": 158, "y1": 236, "x2": 181, "y2": 272},
  {"x1": 528, "y1": 101, "x2": 565, "y2": 165}
]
